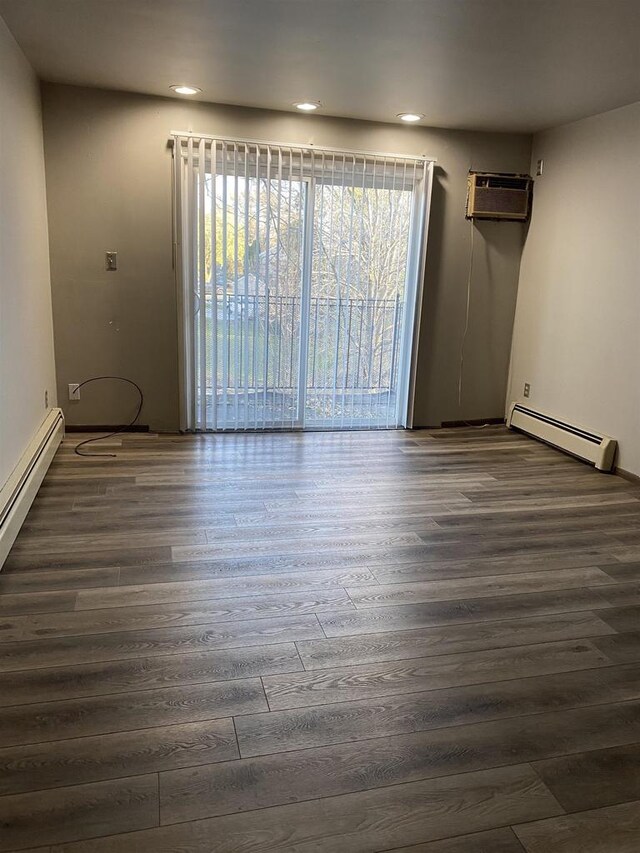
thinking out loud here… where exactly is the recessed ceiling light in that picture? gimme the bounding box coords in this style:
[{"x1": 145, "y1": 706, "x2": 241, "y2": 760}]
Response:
[
  {"x1": 170, "y1": 85, "x2": 202, "y2": 96},
  {"x1": 293, "y1": 101, "x2": 321, "y2": 112},
  {"x1": 397, "y1": 112, "x2": 424, "y2": 122}
]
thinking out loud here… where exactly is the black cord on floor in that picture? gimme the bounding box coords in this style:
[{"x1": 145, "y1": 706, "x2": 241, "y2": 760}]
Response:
[{"x1": 73, "y1": 377, "x2": 144, "y2": 457}]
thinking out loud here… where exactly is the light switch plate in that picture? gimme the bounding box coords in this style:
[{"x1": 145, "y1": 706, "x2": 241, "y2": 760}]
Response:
[{"x1": 105, "y1": 252, "x2": 117, "y2": 271}]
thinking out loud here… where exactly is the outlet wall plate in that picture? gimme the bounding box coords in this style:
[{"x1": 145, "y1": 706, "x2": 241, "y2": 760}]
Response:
[
  {"x1": 68, "y1": 383, "x2": 80, "y2": 401},
  {"x1": 523, "y1": 383, "x2": 531, "y2": 398}
]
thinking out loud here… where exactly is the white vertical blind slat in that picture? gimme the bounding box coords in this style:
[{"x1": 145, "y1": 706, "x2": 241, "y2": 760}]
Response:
[
  {"x1": 367, "y1": 154, "x2": 377, "y2": 431},
  {"x1": 262, "y1": 146, "x2": 272, "y2": 429},
  {"x1": 329, "y1": 154, "x2": 341, "y2": 424},
  {"x1": 393, "y1": 160, "x2": 420, "y2": 424},
  {"x1": 295, "y1": 146, "x2": 306, "y2": 429},
  {"x1": 242, "y1": 144, "x2": 250, "y2": 430},
  {"x1": 275, "y1": 147, "x2": 284, "y2": 430},
  {"x1": 354, "y1": 149, "x2": 367, "y2": 428},
  {"x1": 385, "y1": 157, "x2": 399, "y2": 429},
  {"x1": 344, "y1": 154, "x2": 357, "y2": 431},
  {"x1": 317, "y1": 151, "x2": 329, "y2": 427},
  {"x1": 289, "y1": 147, "x2": 296, "y2": 430},
  {"x1": 209, "y1": 139, "x2": 218, "y2": 431},
  {"x1": 174, "y1": 136, "x2": 187, "y2": 430},
  {"x1": 232, "y1": 143, "x2": 240, "y2": 428},
  {"x1": 220, "y1": 142, "x2": 229, "y2": 430},
  {"x1": 196, "y1": 137, "x2": 206, "y2": 431},
  {"x1": 252, "y1": 145, "x2": 260, "y2": 431},
  {"x1": 185, "y1": 137, "x2": 196, "y2": 430}
]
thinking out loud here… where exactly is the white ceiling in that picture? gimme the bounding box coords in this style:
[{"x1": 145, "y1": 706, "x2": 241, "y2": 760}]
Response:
[{"x1": 1, "y1": 0, "x2": 639, "y2": 133}]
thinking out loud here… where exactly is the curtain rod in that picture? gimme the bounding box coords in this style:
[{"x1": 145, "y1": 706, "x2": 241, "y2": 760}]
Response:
[{"x1": 170, "y1": 131, "x2": 435, "y2": 164}]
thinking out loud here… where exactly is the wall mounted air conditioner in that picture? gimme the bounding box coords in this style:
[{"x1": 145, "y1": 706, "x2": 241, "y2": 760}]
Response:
[
  {"x1": 466, "y1": 172, "x2": 533, "y2": 221},
  {"x1": 507, "y1": 403, "x2": 617, "y2": 472}
]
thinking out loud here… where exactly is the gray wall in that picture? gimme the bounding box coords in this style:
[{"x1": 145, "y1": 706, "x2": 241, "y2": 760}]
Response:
[
  {"x1": 42, "y1": 83, "x2": 531, "y2": 430},
  {"x1": 0, "y1": 19, "x2": 57, "y2": 488},
  {"x1": 508, "y1": 102, "x2": 640, "y2": 475}
]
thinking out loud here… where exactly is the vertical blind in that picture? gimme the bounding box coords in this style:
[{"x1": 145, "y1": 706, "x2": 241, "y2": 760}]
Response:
[{"x1": 173, "y1": 134, "x2": 432, "y2": 432}]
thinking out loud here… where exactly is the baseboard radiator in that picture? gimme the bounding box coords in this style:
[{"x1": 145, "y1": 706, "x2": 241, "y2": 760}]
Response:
[
  {"x1": 0, "y1": 408, "x2": 64, "y2": 569},
  {"x1": 507, "y1": 403, "x2": 616, "y2": 472}
]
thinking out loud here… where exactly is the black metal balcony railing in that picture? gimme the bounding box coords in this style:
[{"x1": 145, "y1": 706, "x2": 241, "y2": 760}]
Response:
[{"x1": 197, "y1": 292, "x2": 404, "y2": 427}]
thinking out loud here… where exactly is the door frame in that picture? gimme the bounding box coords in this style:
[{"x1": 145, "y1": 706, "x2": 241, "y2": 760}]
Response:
[
  {"x1": 172, "y1": 133, "x2": 435, "y2": 432},
  {"x1": 397, "y1": 160, "x2": 434, "y2": 429}
]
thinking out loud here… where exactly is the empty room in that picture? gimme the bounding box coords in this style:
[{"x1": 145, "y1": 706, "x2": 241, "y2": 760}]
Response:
[{"x1": 1, "y1": 0, "x2": 640, "y2": 850}]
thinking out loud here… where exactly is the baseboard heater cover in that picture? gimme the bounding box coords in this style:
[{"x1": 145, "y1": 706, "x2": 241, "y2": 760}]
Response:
[
  {"x1": 506, "y1": 403, "x2": 616, "y2": 472},
  {"x1": 0, "y1": 408, "x2": 64, "y2": 569}
]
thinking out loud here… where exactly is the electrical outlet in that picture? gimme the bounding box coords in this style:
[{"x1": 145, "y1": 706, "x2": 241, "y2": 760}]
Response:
[
  {"x1": 523, "y1": 383, "x2": 531, "y2": 398},
  {"x1": 44, "y1": 390, "x2": 48, "y2": 408},
  {"x1": 536, "y1": 159, "x2": 544, "y2": 176},
  {"x1": 105, "y1": 251, "x2": 117, "y2": 271},
  {"x1": 68, "y1": 383, "x2": 80, "y2": 401}
]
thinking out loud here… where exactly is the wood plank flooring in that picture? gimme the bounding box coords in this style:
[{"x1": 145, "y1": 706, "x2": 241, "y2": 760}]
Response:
[{"x1": 1, "y1": 426, "x2": 640, "y2": 851}]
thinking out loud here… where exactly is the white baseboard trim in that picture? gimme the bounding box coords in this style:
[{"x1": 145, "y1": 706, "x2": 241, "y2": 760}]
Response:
[{"x1": 0, "y1": 408, "x2": 64, "y2": 569}]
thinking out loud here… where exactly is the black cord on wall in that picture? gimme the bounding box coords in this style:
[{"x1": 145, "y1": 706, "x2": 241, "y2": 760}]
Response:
[
  {"x1": 458, "y1": 219, "x2": 475, "y2": 409},
  {"x1": 73, "y1": 376, "x2": 144, "y2": 457}
]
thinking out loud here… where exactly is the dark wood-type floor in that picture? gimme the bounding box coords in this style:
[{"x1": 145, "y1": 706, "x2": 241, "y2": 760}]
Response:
[{"x1": 2, "y1": 426, "x2": 640, "y2": 851}]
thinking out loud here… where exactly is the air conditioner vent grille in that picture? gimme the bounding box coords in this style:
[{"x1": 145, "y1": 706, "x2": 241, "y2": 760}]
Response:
[
  {"x1": 473, "y1": 187, "x2": 529, "y2": 216},
  {"x1": 475, "y1": 175, "x2": 531, "y2": 190}
]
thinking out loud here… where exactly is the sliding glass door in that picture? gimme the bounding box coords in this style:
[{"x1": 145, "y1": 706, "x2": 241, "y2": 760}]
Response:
[
  {"x1": 306, "y1": 166, "x2": 417, "y2": 428},
  {"x1": 174, "y1": 136, "x2": 432, "y2": 432}
]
